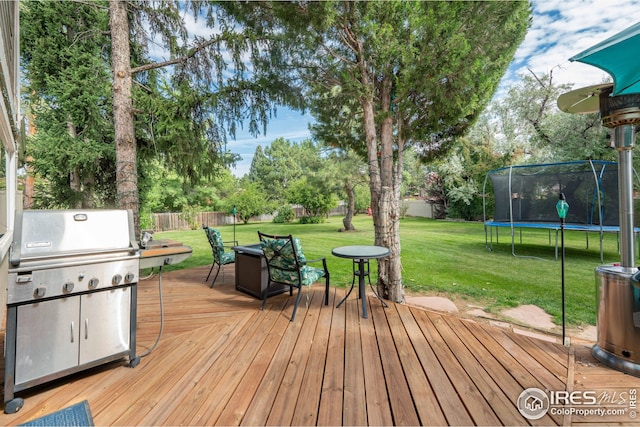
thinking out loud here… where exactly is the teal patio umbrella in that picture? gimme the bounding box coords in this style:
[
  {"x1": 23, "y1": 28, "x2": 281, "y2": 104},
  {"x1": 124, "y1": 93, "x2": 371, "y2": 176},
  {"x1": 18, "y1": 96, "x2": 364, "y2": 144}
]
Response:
[{"x1": 570, "y1": 21, "x2": 640, "y2": 96}]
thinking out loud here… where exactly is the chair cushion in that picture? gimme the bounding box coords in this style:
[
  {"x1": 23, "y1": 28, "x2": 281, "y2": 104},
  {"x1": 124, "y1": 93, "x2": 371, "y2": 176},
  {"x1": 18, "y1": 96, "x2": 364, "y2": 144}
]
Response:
[
  {"x1": 220, "y1": 252, "x2": 235, "y2": 264},
  {"x1": 261, "y1": 237, "x2": 322, "y2": 286},
  {"x1": 261, "y1": 238, "x2": 296, "y2": 270},
  {"x1": 300, "y1": 266, "x2": 326, "y2": 286},
  {"x1": 292, "y1": 238, "x2": 307, "y2": 264},
  {"x1": 267, "y1": 265, "x2": 325, "y2": 286},
  {"x1": 209, "y1": 228, "x2": 223, "y2": 248},
  {"x1": 206, "y1": 227, "x2": 233, "y2": 263}
]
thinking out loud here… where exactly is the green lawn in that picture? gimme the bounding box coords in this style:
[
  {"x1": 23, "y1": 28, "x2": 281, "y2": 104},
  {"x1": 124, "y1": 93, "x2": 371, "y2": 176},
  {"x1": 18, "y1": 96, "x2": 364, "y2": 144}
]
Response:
[{"x1": 154, "y1": 215, "x2": 620, "y2": 328}]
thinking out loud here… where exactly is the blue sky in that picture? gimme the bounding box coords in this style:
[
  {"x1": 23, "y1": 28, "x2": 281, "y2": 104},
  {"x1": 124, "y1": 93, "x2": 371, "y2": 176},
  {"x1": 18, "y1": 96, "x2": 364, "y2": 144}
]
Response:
[{"x1": 223, "y1": 1, "x2": 640, "y2": 177}]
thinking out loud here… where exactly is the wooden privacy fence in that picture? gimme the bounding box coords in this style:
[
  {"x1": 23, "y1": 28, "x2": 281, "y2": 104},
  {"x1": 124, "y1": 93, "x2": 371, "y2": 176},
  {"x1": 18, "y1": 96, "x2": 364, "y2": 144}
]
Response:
[
  {"x1": 146, "y1": 201, "x2": 435, "y2": 233},
  {"x1": 147, "y1": 211, "x2": 233, "y2": 232},
  {"x1": 147, "y1": 205, "x2": 349, "y2": 232}
]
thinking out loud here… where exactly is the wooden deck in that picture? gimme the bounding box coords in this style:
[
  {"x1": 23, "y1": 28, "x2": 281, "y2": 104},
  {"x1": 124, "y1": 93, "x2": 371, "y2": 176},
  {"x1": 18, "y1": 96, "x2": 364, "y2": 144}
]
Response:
[{"x1": 2, "y1": 264, "x2": 640, "y2": 426}]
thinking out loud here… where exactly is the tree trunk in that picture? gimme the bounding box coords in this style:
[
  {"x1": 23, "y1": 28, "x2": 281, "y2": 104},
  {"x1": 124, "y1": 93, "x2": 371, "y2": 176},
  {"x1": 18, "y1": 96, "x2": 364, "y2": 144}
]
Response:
[
  {"x1": 67, "y1": 120, "x2": 81, "y2": 209},
  {"x1": 67, "y1": 120, "x2": 95, "y2": 209},
  {"x1": 376, "y1": 108, "x2": 404, "y2": 304},
  {"x1": 109, "y1": 0, "x2": 139, "y2": 236},
  {"x1": 361, "y1": 95, "x2": 404, "y2": 304},
  {"x1": 357, "y1": 59, "x2": 404, "y2": 303},
  {"x1": 69, "y1": 169, "x2": 81, "y2": 209},
  {"x1": 387, "y1": 126, "x2": 405, "y2": 303},
  {"x1": 342, "y1": 180, "x2": 356, "y2": 231},
  {"x1": 82, "y1": 172, "x2": 95, "y2": 209}
]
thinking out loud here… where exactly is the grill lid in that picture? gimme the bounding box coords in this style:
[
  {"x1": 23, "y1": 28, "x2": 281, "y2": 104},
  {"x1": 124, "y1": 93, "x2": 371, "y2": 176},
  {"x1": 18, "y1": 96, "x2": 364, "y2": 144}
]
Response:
[{"x1": 10, "y1": 209, "x2": 138, "y2": 266}]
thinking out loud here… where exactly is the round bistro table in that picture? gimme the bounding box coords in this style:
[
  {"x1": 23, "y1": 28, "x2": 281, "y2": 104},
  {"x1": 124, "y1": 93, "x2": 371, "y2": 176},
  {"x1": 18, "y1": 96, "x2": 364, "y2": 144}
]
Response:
[{"x1": 331, "y1": 245, "x2": 390, "y2": 318}]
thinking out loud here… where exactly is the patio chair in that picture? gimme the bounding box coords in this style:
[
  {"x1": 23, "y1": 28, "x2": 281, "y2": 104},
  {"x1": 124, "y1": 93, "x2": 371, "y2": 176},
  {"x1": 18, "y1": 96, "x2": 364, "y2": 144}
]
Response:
[
  {"x1": 258, "y1": 231, "x2": 330, "y2": 321},
  {"x1": 203, "y1": 226, "x2": 237, "y2": 287}
]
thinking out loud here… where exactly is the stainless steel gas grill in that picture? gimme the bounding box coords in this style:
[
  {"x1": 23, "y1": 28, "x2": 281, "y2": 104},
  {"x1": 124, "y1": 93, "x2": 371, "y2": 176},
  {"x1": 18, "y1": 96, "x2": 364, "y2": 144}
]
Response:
[{"x1": 4, "y1": 209, "x2": 141, "y2": 414}]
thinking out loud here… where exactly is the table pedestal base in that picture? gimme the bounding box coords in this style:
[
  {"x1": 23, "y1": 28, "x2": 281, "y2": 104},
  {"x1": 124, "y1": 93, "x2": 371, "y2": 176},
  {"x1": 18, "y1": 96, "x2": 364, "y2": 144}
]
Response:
[{"x1": 336, "y1": 258, "x2": 388, "y2": 318}]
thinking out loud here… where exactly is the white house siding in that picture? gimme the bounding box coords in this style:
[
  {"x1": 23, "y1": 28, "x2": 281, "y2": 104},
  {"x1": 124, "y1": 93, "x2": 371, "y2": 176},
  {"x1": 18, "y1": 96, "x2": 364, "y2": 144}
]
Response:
[{"x1": 0, "y1": 0, "x2": 20, "y2": 323}]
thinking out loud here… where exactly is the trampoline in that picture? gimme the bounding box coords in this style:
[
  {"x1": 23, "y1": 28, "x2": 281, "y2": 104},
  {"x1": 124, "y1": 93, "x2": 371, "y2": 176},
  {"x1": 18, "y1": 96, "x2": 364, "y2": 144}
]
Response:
[{"x1": 483, "y1": 160, "x2": 640, "y2": 261}]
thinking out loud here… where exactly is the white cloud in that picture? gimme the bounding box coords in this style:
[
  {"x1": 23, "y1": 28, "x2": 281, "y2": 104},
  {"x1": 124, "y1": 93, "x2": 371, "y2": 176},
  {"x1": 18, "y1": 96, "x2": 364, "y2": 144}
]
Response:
[{"x1": 499, "y1": 0, "x2": 640, "y2": 92}]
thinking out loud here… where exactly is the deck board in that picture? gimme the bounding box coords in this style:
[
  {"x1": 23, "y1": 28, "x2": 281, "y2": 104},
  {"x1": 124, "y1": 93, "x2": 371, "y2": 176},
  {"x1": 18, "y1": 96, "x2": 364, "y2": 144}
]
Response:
[
  {"x1": 444, "y1": 315, "x2": 529, "y2": 426},
  {"x1": 417, "y1": 310, "x2": 502, "y2": 426},
  {"x1": 342, "y1": 291, "x2": 368, "y2": 425},
  {"x1": 360, "y1": 300, "x2": 393, "y2": 427},
  {"x1": 317, "y1": 288, "x2": 346, "y2": 426},
  {"x1": 460, "y1": 319, "x2": 560, "y2": 426},
  {"x1": 267, "y1": 291, "x2": 323, "y2": 426},
  {"x1": 146, "y1": 310, "x2": 264, "y2": 425},
  {"x1": 431, "y1": 314, "x2": 525, "y2": 426},
  {"x1": 370, "y1": 299, "x2": 420, "y2": 426},
  {"x1": 394, "y1": 304, "x2": 460, "y2": 426},
  {"x1": 1, "y1": 264, "x2": 640, "y2": 426},
  {"x1": 291, "y1": 290, "x2": 335, "y2": 426}
]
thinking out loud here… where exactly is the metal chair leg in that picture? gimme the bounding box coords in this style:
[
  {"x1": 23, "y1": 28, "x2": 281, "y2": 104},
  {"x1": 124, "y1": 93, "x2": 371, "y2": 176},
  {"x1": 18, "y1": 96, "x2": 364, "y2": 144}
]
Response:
[
  {"x1": 205, "y1": 263, "x2": 215, "y2": 282},
  {"x1": 290, "y1": 286, "x2": 303, "y2": 322},
  {"x1": 209, "y1": 263, "x2": 221, "y2": 288},
  {"x1": 324, "y1": 274, "x2": 330, "y2": 305},
  {"x1": 261, "y1": 286, "x2": 269, "y2": 311}
]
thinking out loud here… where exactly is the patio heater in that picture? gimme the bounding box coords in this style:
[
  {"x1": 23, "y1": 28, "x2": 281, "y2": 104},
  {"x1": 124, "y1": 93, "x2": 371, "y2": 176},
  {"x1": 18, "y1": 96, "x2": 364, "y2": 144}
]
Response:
[{"x1": 558, "y1": 22, "x2": 640, "y2": 376}]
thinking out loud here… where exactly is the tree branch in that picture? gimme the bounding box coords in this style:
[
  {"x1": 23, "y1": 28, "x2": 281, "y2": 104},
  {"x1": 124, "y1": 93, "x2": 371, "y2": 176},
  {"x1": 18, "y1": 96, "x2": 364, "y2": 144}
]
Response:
[
  {"x1": 130, "y1": 36, "x2": 219, "y2": 75},
  {"x1": 71, "y1": 0, "x2": 109, "y2": 11}
]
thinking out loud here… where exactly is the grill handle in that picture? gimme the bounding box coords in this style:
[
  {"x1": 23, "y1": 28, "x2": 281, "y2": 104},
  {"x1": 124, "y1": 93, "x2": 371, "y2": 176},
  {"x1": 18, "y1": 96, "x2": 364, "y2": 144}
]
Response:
[{"x1": 9, "y1": 212, "x2": 24, "y2": 266}]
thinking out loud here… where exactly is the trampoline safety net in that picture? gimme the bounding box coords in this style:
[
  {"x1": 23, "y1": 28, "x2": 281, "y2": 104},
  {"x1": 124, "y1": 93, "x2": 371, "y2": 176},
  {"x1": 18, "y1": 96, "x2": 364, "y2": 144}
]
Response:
[{"x1": 484, "y1": 160, "x2": 623, "y2": 226}]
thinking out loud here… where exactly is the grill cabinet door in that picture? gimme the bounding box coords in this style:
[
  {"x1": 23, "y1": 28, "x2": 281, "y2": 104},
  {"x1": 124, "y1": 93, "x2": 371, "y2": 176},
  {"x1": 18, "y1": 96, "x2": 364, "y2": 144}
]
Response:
[
  {"x1": 79, "y1": 287, "x2": 131, "y2": 364},
  {"x1": 15, "y1": 297, "x2": 80, "y2": 385}
]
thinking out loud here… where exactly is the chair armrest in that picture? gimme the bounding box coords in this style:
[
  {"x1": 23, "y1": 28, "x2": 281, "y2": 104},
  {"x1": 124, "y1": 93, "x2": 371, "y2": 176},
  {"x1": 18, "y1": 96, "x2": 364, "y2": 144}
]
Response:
[
  {"x1": 222, "y1": 240, "x2": 239, "y2": 249},
  {"x1": 305, "y1": 257, "x2": 328, "y2": 272},
  {"x1": 214, "y1": 243, "x2": 235, "y2": 251}
]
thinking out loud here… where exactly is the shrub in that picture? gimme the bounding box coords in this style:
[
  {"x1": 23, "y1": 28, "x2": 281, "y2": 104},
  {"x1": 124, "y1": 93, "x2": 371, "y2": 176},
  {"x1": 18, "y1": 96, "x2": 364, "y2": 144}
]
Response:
[
  {"x1": 139, "y1": 209, "x2": 157, "y2": 231},
  {"x1": 227, "y1": 183, "x2": 273, "y2": 224},
  {"x1": 273, "y1": 205, "x2": 296, "y2": 223},
  {"x1": 299, "y1": 215, "x2": 322, "y2": 224},
  {"x1": 179, "y1": 205, "x2": 201, "y2": 230}
]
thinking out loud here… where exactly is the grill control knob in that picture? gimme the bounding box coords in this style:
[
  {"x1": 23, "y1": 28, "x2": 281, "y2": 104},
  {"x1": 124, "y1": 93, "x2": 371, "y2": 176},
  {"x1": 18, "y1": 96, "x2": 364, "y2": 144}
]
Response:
[
  {"x1": 88, "y1": 278, "x2": 99, "y2": 289},
  {"x1": 124, "y1": 273, "x2": 135, "y2": 283},
  {"x1": 112, "y1": 274, "x2": 123, "y2": 285},
  {"x1": 34, "y1": 287, "x2": 46, "y2": 298},
  {"x1": 63, "y1": 282, "x2": 74, "y2": 293}
]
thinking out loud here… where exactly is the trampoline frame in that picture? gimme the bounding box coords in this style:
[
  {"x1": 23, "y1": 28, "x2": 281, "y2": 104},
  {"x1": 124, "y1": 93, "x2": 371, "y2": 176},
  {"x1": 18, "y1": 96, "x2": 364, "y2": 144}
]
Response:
[
  {"x1": 483, "y1": 220, "x2": 635, "y2": 261},
  {"x1": 482, "y1": 160, "x2": 640, "y2": 261}
]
